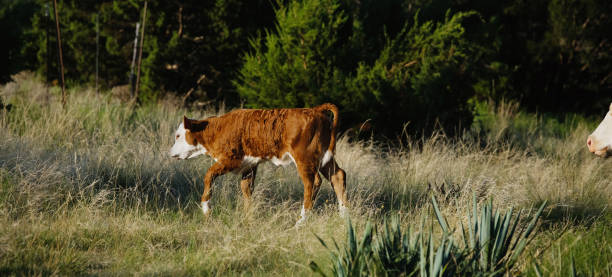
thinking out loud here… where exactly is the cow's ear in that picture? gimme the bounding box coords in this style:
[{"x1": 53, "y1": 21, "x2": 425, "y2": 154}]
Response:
[
  {"x1": 183, "y1": 116, "x2": 192, "y2": 130},
  {"x1": 190, "y1": 120, "x2": 208, "y2": 132}
]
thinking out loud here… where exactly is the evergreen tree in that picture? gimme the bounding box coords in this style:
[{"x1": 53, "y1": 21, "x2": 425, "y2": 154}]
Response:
[
  {"x1": 0, "y1": 0, "x2": 38, "y2": 82},
  {"x1": 236, "y1": 0, "x2": 484, "y2": 135},
  {"x1": 21, "y1": 0, "x2": 276, "y2": 103}
]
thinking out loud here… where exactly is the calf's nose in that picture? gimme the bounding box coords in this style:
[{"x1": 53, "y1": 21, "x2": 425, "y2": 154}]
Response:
[{"x1": 587, "y1": 137, "x2": 591, "y2": 146}]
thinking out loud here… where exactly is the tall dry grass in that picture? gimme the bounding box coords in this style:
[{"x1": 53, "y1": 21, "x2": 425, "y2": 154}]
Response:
[{"x1": 0, "y1": 72, "x2": 609, "y2": 275}]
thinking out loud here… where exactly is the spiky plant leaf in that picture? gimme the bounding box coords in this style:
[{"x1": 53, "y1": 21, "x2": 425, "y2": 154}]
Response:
[
  {"x1": 431, "y1": 195, "x2": 449, "y2": 233},
  {"x1": 533, "y1": 262, "x2": 543, "y2": 277},
  {"x1": 508, "y1": 201, "x2": 547, "y2": 266}
]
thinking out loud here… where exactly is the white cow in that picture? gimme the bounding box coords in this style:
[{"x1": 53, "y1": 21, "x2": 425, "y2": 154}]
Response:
[{"x1": 587, "y1": 103, "x2": 612, "y2": 157}]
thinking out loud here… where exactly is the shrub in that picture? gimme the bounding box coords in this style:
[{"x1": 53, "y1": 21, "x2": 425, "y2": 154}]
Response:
[{"x1": 236, "y1": 0, "x2": 484, "y2": 136}]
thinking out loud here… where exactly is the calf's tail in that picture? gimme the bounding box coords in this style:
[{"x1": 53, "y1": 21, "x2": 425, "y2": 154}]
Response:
[{"x1": 315, "y1": 103, "x2": 339, "y2": 160}]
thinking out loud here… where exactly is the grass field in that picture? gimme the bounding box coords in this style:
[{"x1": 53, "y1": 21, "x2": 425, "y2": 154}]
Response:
[{"x1": 0, "y1": 72, "x2": 610, "y2": 276}]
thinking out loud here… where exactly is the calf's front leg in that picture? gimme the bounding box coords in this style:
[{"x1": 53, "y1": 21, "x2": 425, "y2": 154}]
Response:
[{"x1": 201, "y1": 160, "x2": 238, "y2": 215}]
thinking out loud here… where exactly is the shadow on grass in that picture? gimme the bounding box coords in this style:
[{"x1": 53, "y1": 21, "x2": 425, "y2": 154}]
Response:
[
  {"x1": 4, "y1": 133, "x2": 606, "y2": 228},
  {"x1": 539, "y1": 202, "x2": 609, "y2": 229},
  {"x1": 0, "y1": 135, "x2": 205, "y2": 215}
]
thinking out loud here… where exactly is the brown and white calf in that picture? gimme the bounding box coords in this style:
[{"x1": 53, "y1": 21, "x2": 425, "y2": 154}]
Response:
[
  {"x1": 169, "y1": 103, "x2": 347, "y2": 224},
  {"x1": 587, "y1": 102, "x2": 612, "y2": 157}
]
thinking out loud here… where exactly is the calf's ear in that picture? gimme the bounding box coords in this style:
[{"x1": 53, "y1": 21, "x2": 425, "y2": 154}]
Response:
[
  {"x1": 183, "y1": 116, "x2": 208, "y2": 132},
  {"x1": 183, "y1": 115, "x2": 192, "y2": 130},
  {"x1": 189, "y1": 120, "x2": 208, "y2": 132}
]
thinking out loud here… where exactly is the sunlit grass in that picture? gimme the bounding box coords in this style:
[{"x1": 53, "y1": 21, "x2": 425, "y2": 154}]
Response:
[{"x1": 0, "y1": 72, "x2": 610, "y2": 275}]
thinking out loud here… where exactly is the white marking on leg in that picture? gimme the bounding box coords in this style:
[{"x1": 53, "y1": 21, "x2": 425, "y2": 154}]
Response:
[
  {"x1": 338, "y1": 202, "x2": 348, "y2": 218},
  {"x1": 321, "y1": 150, "x2": 333, "y2": 167},
  {"x1": 295, "y1": 205, "x2": 308, "y2": 226},
  {"x1": 201, "y1": 200, "x2": 210, "y2": 215}
]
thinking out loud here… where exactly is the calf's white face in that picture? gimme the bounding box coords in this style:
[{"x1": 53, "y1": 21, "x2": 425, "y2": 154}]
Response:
[
  {"x1": 587, "y1": 103, "x2": 612, "y2": 157},
  {"x1": 169, "y1": 121, "x2": 207, "y2": 160}
]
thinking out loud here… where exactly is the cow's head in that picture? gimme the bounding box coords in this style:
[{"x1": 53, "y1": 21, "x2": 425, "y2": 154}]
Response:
[
  {"x1": 169, "y1": 116, "x2": 208, "y2": 159},
  {"x1": 587, "y1": 103, "x2": 612, "y2": 157}
]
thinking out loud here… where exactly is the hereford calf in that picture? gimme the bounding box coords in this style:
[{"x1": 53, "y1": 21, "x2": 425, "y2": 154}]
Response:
[
  {"x1": 587, "y1": 102, "x2": 612, "y2": 157},
  {"x1": 169, "y1": 103, "x2": 347, "y2": 225}
]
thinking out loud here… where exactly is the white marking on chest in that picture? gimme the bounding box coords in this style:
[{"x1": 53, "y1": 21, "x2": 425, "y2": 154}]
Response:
[
  {"x1": 238, "y1": 152, "x2": 295, "y2": 171},
  {"x1": 240, "y1": 155, "x2": 262, "y2": 170},
  {"x1": 270, "y1": 152, "x2": 295, "y2": 167},
  {"x1": 189, "y1": 144, "x2": 207, "y2": 158}
]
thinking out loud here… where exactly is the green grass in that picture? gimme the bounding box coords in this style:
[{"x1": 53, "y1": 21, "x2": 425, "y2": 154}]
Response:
[
  {"x1": 524, "y1": 215, "x2": 611, "y2": 276},
  {"x1": 0, "y1": 72, "x2": 610, "y2": 275}
]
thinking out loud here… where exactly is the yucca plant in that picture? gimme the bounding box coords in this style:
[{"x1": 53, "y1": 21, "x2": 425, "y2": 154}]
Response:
[
  {"x1": 432, "y1": 194, "x2": 547, "y2": 276},
  {"x1": 311, "y1": 196, "x2": 546, "y2": 276},
  {"x1": 311, "y1": 216, "x2": 463, "y2": 277},
  {"x1": 419, "y1": 230, "x2": 460, "y2": 277},
  {"x1": 310, "y1": 218, "x2": 374, "y2": 277},
  {"x1": 371, "y1": 216, "x2": 421, "y2": 276},
  {"x1": 372, "y1": 215, "x2": 465, "y2": 277}
]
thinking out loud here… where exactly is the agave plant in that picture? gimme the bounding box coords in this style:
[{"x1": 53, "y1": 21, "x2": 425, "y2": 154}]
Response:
[
  {"x1": 309, "y1": 218, "x2": 374, "y2": 277},
  {"x1": 419, "y1": 230, "x2": 460, "y2": 277},
  {"x1": 371, "y1": 216, "x2": 421, "y2": 276},
  {"x1": 372, "y1": 215, "x2": 464, "y2": 277},
  {"x1": 432, "y1": 194, "x2": 547, "y2": 276},
  {"x1": 310, "y1": 196, "x2": 546, "y2": 276},
  {"x1": 311, "y1": 216, "x2": 463, "y2": 277}
]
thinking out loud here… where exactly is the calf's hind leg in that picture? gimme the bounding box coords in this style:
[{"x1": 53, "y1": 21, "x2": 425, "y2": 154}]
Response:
[
  {"x1": 240, "y1": 167, "x2": 257, "y2": 208},
  {"x1": 295, "y1": 162, "x2": 322, "y2": 226},
  {"x1": 320, "y1": 159, "x2": 347, "y2": 216}
]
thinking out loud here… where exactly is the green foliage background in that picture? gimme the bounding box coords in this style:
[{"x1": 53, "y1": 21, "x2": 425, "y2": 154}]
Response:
[
  {"x1": 2, "y1": 0, "x2": 611, "y2": 135},
  {"x1": 237, "y1": 0, "x2": 483, "y2": 134}
]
